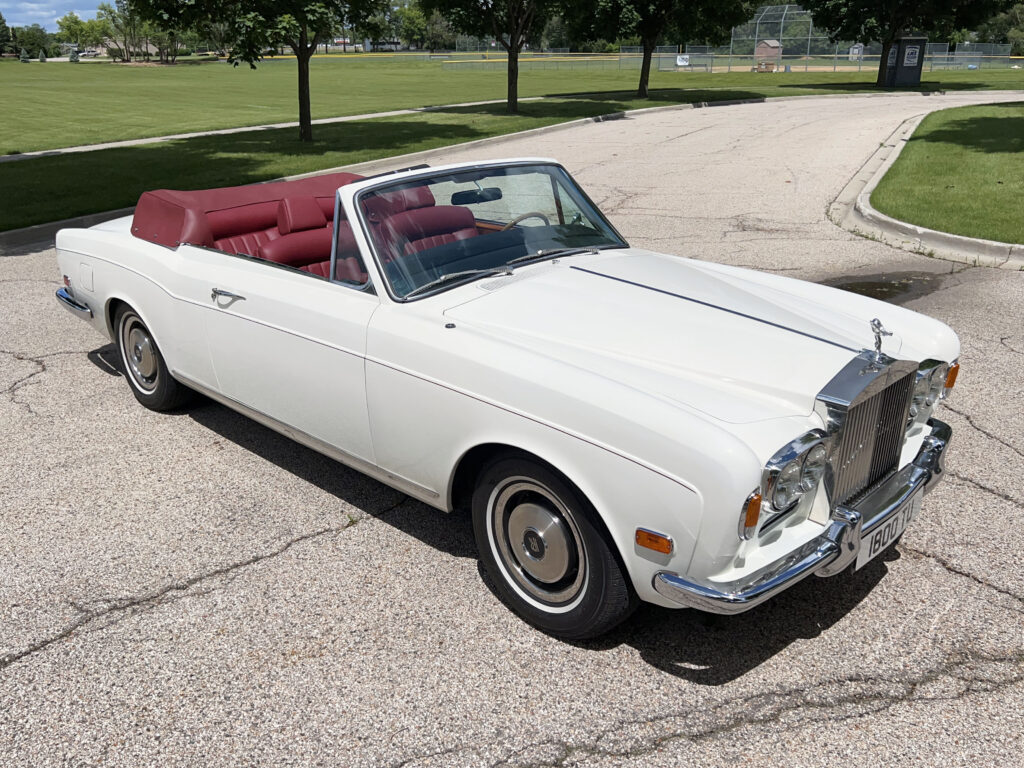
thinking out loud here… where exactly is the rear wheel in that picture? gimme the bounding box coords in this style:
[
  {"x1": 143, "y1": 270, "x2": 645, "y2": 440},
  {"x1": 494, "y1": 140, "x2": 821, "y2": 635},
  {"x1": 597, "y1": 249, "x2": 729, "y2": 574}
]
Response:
[
  {"x1": 114, "y1": 304, "x2": 192, "y2": 411},
  {"x1": 472, "y1": 455, "x2": 636, "y2": 640}
]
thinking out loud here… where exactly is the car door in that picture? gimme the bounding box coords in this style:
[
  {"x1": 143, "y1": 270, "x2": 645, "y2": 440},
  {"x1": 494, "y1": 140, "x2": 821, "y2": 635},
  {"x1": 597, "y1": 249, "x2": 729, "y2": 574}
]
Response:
[{"x1": 177, "y1": 247, "x2": 379, "y2": 464}]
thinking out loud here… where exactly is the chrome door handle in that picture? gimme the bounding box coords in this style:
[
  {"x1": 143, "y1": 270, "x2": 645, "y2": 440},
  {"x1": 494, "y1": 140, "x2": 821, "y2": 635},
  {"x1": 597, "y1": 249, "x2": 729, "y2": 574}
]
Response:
[{"x1": 211, "y1": 288, "x2": 246, "y2": 301}]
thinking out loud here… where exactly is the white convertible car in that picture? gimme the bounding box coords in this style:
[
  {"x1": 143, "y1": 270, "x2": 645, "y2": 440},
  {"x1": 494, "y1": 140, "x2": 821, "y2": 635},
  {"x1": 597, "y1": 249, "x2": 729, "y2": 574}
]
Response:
[{"x1": 55, "y1": 158, "x2": 958, "y2": 639}]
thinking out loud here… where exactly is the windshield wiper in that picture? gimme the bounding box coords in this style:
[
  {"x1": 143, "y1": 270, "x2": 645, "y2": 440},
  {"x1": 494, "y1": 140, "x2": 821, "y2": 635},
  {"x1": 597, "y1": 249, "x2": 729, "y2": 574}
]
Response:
[
  {"x1": 403, "y1": 267, "x2": 512, "y2": 300},
  {"x1": 506, "y1": 247, "x2": 597, "y2": 266}
]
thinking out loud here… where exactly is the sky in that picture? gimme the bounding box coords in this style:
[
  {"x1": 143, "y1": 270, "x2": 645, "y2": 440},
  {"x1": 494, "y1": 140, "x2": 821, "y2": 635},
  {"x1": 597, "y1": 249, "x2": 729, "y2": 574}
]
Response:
[{"x1": 2, "y1": 2, "x2": 101, "y2": 30}]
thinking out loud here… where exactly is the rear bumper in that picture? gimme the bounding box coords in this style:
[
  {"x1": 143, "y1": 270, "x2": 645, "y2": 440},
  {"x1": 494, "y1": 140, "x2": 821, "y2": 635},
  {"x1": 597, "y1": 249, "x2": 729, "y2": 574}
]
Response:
[
  {"x1": 653, "y1": 418, "x2": 951, "y2": 614},
  {"x1": 55, "y1": 287, "x2": 93, "y2": 320}
]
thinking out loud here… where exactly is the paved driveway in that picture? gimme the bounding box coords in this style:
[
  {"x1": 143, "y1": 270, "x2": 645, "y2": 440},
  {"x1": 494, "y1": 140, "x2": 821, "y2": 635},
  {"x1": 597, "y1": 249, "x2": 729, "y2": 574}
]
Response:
[{"x1": 2, "y1": 92, "x2": 1022, "y2": 767}]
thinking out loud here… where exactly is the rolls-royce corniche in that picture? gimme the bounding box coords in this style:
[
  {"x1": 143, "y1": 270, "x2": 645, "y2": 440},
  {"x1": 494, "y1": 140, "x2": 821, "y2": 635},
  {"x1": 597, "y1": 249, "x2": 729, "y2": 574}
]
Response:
[{"x1": 54, "y1": 158, "x2": 958, "y2": 639}]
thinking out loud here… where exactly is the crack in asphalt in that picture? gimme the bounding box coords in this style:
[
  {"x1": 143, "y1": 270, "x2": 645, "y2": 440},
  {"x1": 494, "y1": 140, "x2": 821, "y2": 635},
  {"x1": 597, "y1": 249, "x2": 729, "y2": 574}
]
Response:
[
  {"x1": 483, "y1": 650, "x2": 1024, "y2": 767},
  {"x1": 999, "y1": 336, "x2": 1022, "y2": 356},
  {"x1": 901, "y1": 544, "x2": 1024, "y2": 608},
  {"x1": 948, "y1": 470, "x2": 1023, "y2": 506},
  {"x1": 0, "y1": 349, "x2": 91, "y2": 416},
  {"x1": 944, "y1": 404, "x2": 1024, "y2": 460},
  {"x1": 0, "y1": 498, "x2": 409, "y2": 673}
]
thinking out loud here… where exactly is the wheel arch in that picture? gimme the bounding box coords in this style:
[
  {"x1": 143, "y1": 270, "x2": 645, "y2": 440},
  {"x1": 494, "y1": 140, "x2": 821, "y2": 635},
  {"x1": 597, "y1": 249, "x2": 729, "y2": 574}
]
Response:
[{"x1": 448, "y1": 442, "x2": 625, "y2": 561}]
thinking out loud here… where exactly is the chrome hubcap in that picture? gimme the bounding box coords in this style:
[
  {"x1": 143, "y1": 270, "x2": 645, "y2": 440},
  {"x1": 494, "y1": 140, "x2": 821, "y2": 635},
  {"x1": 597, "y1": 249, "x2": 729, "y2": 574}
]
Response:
[
  {"x1": 490, "y1": 478, "x2": 587, "y2": 607},
  {"x1": 120, "y1": 315, "x2": 159, "y2": 393}
]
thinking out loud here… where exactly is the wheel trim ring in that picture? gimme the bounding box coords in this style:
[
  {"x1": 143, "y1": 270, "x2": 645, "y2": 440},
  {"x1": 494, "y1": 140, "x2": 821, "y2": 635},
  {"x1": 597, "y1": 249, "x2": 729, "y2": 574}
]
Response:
[
  {"x1": 487, "y1": 477, "x2": 588, "y2": 611},
  {"x1": 119, "y1": 314, "x2": 160, "y2": 394}
]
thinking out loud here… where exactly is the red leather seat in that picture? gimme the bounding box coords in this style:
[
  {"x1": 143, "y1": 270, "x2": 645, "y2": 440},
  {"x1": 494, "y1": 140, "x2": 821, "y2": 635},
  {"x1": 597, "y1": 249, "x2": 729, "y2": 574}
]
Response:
[
  {"x1": 259, "y1": 196, "x2": 366, "y2": 283},
  {"x1": 380, "y1": 206, "x2": 479, "y2": 257}
]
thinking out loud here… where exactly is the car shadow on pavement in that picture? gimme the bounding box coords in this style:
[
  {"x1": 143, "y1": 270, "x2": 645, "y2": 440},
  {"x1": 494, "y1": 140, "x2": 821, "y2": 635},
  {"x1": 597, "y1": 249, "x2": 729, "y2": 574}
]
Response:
[
  {"x1": 101, "y1": 349, "x2": 901, "y2": 679},
  {"x1": 185, "y1": 397, "x2": 479, "y2": 559},
  {"x1": 584, "y1": 551, "x2": 896, "y2": 684}
]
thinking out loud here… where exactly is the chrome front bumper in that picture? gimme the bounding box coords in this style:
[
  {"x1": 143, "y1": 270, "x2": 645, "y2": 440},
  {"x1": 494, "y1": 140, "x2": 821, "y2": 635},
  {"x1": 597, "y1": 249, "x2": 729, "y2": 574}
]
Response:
[
  {"x1": 653, "y1": 418, "x2": 952, "y2": 615},
  {"x1": 55, "y1": 287, "x2": 93, "y2": 319}
]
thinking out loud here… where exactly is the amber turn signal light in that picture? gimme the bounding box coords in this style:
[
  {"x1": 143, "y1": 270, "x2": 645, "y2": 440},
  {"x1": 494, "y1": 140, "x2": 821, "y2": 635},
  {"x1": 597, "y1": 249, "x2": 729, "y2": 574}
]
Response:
[
  {"x1": 636, "y1": 528, "x2": 673, "y2": 555},
  {"x1": 945, "y1": 362, "x2": 960, "y2": 389},
  {"x1": 744, "y1": 493, "x2": 762, "y2": 532}
]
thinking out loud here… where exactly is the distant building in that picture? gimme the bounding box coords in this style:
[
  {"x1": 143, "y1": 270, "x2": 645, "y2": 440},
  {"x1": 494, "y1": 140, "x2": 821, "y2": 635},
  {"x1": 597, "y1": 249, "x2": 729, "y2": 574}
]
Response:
[{"x1": 755, "y1": 39, "x2": 782, "y2": 62}]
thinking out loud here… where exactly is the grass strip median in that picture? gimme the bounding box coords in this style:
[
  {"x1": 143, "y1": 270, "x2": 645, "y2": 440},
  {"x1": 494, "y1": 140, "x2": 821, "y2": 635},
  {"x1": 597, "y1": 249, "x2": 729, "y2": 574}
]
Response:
[
  {"x1": 3, "y1": 57, "x2": 1023, "y2": 154},
  {"x1": 871, "y1": 102, "x2": 1024, "y2": 245}
]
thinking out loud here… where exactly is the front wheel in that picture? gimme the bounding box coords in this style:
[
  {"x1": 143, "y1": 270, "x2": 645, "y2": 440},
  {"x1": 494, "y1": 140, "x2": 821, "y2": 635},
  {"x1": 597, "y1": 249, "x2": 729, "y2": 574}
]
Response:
[
  {"x1": 472, "y1": 456, "x2": 636, "y2": 640},
  {"x1": 114, "y1": 304, "x2": 192, "y2": 411}
]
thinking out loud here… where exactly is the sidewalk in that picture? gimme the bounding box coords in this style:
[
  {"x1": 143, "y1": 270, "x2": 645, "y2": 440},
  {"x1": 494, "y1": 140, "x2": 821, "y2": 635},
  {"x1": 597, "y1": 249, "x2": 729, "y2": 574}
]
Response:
[{"x1": 0, "y1": 97, "x2": 543, "y2": 164}]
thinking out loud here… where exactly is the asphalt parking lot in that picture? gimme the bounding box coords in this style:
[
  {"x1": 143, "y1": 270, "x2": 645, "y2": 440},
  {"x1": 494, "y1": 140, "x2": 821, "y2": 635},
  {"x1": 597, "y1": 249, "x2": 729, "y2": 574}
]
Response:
[{"x1": 2, "y1": 92, "x2": 1023, "y2": 766}]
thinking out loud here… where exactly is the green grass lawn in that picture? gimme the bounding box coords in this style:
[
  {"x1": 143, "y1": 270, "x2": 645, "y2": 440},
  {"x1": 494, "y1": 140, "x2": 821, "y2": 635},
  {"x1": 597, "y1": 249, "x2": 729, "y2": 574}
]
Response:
[
  {"x1": 0, "y1": 97, "x2": 666, "y2": 230},
  {"x1": 872, "y1": 102, "x2": 1024, "y2": 244},
  {"x1": 1, "y1": 57, "x2": 1022, "y2": 232},
  {"x1": 2, "y1": 56, "x2": 1023, "y2": 154}
]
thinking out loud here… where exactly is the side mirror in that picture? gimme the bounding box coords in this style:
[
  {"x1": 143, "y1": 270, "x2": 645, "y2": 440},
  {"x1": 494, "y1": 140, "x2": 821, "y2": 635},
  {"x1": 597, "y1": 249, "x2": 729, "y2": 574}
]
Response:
[{"x1": 451, "y1": 187, "x2": 503, "y2": 205}]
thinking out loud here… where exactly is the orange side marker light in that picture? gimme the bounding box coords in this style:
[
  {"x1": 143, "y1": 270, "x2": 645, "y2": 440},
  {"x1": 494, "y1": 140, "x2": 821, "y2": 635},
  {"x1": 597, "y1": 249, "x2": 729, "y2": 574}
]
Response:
[
  {"x1": 636, "y1": 528, "x2": 673, "y2": 555},
  {"x1": 945, "y1": 362, "x2": 960, "y2": 389}
]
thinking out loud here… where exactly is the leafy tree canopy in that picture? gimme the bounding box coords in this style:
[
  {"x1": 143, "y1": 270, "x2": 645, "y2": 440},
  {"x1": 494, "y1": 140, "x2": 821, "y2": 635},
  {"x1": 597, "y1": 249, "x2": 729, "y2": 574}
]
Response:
[{"x1": 800, "y1": 0, "x2": 1015, "y2": 84}]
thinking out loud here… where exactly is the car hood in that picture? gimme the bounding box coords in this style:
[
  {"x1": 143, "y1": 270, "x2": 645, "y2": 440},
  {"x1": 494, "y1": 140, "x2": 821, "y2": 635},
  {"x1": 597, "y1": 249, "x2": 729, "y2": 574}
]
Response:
[{"x1": 442, "y1": 249, "x2": 901, "y2": 425}]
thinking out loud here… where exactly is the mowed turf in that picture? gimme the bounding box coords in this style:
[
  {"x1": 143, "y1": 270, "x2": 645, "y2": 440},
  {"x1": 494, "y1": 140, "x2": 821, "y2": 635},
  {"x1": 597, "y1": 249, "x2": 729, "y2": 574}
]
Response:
[
  {"x1": 872, "y1": 102, "x2": 1024, "y2": 244},
  {"x1": 0, "y1": 98, "x2": 656, "y2": 230},
  {"x1": 3, "y1": 56, "x2": 1024, "y2": 154}
]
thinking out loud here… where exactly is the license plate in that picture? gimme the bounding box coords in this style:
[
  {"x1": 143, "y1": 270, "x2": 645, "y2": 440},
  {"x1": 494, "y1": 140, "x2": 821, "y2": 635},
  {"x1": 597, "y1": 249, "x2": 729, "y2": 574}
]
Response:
[{"x1": 855, "y1": 490, "x2": 923, "y2": 570}]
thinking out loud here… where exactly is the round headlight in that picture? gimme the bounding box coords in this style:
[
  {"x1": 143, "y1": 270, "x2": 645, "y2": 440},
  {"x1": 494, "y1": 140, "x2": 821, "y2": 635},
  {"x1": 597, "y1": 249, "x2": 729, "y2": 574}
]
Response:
[
  {"x1": 773, "y1": 459, "x2": 803, "y2": 510},
  {"x1": 800, "y1": 443, "x2": 828, "y2": 492}
]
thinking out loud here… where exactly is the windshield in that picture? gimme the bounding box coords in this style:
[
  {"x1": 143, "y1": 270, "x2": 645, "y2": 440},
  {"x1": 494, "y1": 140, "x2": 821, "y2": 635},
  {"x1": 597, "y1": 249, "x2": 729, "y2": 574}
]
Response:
[{"x1": 356, "y1": 163, "x2": 627, "y2": 299}]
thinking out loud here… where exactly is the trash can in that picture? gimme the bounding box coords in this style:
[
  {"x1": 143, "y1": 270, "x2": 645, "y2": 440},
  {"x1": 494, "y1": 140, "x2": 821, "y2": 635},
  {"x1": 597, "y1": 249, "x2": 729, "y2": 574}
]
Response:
[{"x1": 884, "y1": 37, "x2": 926, "y2": 87}]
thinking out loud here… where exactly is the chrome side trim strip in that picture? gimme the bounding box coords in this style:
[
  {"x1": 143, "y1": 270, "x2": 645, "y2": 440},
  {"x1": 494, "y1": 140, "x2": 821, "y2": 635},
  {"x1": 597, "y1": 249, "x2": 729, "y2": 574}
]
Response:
[
  {"x1": 55, "y1": 287, "x2": 93, "y2": 319},
  {"x1": 173, "y1": 373, "x2": 442, "y2": 506},
  {"x1": 653, "y1": 418, "x2": 951, "y2": 614}
]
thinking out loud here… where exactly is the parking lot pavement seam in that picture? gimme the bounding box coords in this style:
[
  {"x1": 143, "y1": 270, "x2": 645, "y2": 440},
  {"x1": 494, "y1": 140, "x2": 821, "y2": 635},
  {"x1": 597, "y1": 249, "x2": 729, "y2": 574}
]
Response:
[
  {"x1": 0, "y1": 498, "x2": 410, "y2": 673},
  {"x1": 483, "y1": 651, "x2": 1024, "y2": 768},
  {"x1": 899, "y1": 544, "x2": 1024, "y2": 609}
]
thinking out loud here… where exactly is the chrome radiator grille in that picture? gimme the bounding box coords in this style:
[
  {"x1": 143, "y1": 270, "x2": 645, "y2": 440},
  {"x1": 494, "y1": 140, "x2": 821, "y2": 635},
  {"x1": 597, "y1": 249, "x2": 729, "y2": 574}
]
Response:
[{"x1": 832, "y1": 371, "x2": 915, "y2": 505}]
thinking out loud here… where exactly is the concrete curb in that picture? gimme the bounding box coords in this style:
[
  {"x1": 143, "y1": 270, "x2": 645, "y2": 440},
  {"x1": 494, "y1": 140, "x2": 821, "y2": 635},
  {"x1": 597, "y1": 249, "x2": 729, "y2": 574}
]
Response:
[{"x1": 829, "y1": 107, "x2": 1024, "y2": 270}]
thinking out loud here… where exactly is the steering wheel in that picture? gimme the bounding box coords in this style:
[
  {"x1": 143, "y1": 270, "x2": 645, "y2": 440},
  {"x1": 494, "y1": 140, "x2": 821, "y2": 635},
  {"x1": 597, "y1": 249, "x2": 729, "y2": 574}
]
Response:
[{"x1": 501, "y1": 211, "x2": 551, "y2": 231}]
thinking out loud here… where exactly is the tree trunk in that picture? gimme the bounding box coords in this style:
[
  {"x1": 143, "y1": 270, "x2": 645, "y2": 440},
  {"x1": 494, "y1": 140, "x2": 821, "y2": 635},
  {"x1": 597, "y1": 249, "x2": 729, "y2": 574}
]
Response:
[
  {"x1": 297, "y1": 30, "x2": 314, "y2": 142},
  {"x1": 637, "y1": 37, "x2": 655, "y2": 98},
  {"x1": 506, "y1": 44, "x2": 519, "y2": 113},
  {"x1": 877, "y1": 38, "x2": 895, "y2": 87}
]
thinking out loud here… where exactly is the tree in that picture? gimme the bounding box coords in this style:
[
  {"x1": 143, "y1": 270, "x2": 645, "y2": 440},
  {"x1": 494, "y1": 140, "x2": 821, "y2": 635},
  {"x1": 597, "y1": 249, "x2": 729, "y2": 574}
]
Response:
[
  {"x1": 800, "y1": 0, "x2": 1014, "y2": 86},
  {"x1": 83, "y1": 18, "x2": 114, "y2": 49},
  {"x1": 976, "y1": 3, "x2": 1024, "y2": 54},
  {"x1": 56, "y1": 12, "x2": 86, "y2": 47},
  {"x1": 136, "y1": 2, "x2": 380, "y2": 141},
  {"x1": 38, "y1": 48, "x2": 47, "y2": 61},
  {"x1": 584, "y1": 0, "x2": 752, "y2": 98},
  {"x1": 70, "y1": 48, "x2": 80, "y2": 61},
  {"x1": 98, "y1": 1, "x2": 146, "y2": 61},
  {"x1": 14, "y1": 24, "x2": 52, "y2": 58},
  {"x1": 20, "y1": 47, "x2": 29, "y2": 62},
  {"x1": 422, "y1": 0, "x2": 556, "y2": 112},
  {"x1": 423, "y1": 9, "x2": 456, "y2": 50},
  {"x1": 395, "y1": 1, "x2": 428, "y2": 47},
  {"x1": 0, "y1": 11, "x2": 13, "y2": 54}
]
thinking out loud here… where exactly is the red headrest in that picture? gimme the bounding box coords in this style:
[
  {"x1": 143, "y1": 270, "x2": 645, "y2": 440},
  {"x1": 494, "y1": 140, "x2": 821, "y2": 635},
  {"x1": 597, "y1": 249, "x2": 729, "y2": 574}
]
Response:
[
  {"x1": 278, "y1": 196, "x2": 328, "y2": 235},
  {"x1": 363, "y1": 184, "x2": 436, "y2": 222}
]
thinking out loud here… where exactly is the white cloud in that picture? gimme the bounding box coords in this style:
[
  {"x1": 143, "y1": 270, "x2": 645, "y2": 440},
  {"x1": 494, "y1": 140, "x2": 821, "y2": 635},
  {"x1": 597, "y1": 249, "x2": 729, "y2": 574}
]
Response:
[{"x1": 4, "y1": 3, "x2": 103, "y2": 30}]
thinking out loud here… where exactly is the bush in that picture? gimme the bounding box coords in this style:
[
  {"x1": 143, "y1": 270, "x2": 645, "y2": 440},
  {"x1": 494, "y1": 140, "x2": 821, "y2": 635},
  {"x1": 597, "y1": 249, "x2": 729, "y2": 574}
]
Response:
[
  {"x1": 70, "y1": 49, "x2": 80, "y2": 62},
  {"x1": 19, "y1": 47, "x2": 29, "y2": 62},
  {"x1": 38, "y1": 49, "x2": 46, "y2": 62}
]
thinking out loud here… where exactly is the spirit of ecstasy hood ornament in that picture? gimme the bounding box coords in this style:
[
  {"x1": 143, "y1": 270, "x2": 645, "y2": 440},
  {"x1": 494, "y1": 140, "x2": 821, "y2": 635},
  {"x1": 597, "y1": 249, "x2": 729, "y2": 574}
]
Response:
[{"x1": 870, "y1": 318, "x2": 892, "y2": 361}]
